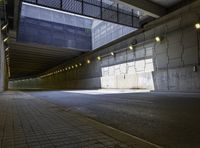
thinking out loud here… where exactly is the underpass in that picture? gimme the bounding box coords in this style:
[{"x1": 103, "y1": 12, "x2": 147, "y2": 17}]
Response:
[{"x1": 1, "y1": 0, "x2": 200, "y2": 147}]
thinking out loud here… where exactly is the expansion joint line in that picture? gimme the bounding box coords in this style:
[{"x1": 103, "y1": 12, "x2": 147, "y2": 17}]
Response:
[
  {"x1": 125, "y1": 48, "x2": 128, "y2": 75},
  {"x1": 180, "y1": 14, "x2": 185, "y2": 67},
  {"x1": 189, "y1": 2, "x2": 200, "y2": 65},
  {"x1": 143, "y1": 32, "x2": 147, "y2": 73},
  {"x1": 165, "y1": 23, "x2": 170, "y2": 90},
  {"x1": 132, "y1": 41, "x2": 137, "y2": 73},
  {"x1": 153, "y1": 31, "x2": 158, "y2": 72},
  {"x1": 197, "y1": 31, "x2": 200, "y2": 65},
  {"x1": 190, "y1": 5, "x2": 199, "y2": 65}
]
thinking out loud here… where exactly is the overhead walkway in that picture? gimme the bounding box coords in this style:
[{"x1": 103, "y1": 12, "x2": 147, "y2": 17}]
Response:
[{"x1": 22, "y1": 0, "x2": 140, "y2": 28}]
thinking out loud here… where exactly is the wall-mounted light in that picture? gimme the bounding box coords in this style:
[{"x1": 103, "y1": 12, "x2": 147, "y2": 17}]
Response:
[
  {"x1": 129, "y1": 45, "x2": 133, "y2": 50},
  {"x1": 110, "y1": 52, "x2": 114, "y2": 56},
  {"x1": 79, "y1": 63, "x2": 82, "y2": 66},
  {"x1": 87, "y1": 59, "x2": 91, "y2": 64},
  {"x1": 3, "y1": 37, "x2": 9, "y2": 43},
  {"x1": 195, "y1": 23, "x2": 200, "y2": 29},
  {"x1": 155, "y1": 36, "x2": 161, "y2": 42},
  {"x1": 1, "y1": 24, "x2": 8, "y2": 31},
  {"x1": 97, "y1": 56, "x2": 101, "y2": 61}
]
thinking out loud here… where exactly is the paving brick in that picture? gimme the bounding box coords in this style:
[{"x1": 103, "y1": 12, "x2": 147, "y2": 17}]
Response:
[{"x1": 0, "y1": 92, "x2": 132, "y2": 148}]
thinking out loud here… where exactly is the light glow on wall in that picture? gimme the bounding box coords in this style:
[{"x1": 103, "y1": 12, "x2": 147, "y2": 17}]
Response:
[{"x1": 101, "y1": 58, "x2": 155, "y2": 90}]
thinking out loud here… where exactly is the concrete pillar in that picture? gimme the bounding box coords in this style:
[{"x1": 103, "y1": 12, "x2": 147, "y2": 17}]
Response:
[{"x1": 0, "y1": 21, "x2": 8, "y2": 92}]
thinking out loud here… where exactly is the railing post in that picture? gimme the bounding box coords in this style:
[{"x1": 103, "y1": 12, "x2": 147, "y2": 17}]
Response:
[
  {"x1": 81, "y1": 0, "x2": 84, "y2": 14},
  {"x1": 117, "y1": 3, "x2": 119, "y2": 23},
  {"x1": 3, "y1": 0, "x2": 7, "y2": 23},
  {"x1": 132, "y1": 9, "x2": 134, "y2": 27},
  {"x1": 100, "y1": 0, "x2": 102, "y2": 19},
  {"x1": 60, "y1": 0, "x2": 62, "y2": 10}
]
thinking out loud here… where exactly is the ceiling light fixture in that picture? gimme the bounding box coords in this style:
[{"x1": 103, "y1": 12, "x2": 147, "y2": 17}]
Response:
[
  {"x1": 3, "y1": 37, "x2": 9, "y2": 43},
  {"x1": 5, "y1": 47, "x2": 9, "y2": 51},
  {"x1": 1, "y1": 24, "x2": 8, "y2": 31}
]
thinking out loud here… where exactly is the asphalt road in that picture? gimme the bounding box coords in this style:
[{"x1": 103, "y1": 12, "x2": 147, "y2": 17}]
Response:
[{"x1": 26, "y1": 90, "x2": 200, "y2": 148}]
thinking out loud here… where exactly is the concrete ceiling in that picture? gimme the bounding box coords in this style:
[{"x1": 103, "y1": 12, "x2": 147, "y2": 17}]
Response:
[
  {"x1": 9, "y1": 42, "x2": 83, "y2": 79},
  {"x1": 119, "y1": 0, "x2": 194, "y2": 18},
  {"x1": 149, "y1": 0, "x2": 183, "y2": 8},
  {"x1": 119, "y1": 0, "x2": 166, "y2": 18}
]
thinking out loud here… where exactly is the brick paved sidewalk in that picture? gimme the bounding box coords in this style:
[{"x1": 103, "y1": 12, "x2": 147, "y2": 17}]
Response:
[{"x1": 0, "y1": 91, "x2": 159, "y2": 148}]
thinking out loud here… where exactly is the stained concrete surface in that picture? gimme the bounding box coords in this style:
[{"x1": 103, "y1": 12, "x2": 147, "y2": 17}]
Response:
[{"x1": 27, "y1": 90, "x2": 200, "y2": 148}]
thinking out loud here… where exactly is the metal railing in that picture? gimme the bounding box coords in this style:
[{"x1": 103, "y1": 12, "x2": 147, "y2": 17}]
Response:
[{"x1": 22, "y1": 0, "x2": 140, "y2": 28}]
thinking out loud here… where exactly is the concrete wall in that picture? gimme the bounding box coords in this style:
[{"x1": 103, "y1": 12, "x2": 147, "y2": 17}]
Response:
[
  {"x1": 18, "y1": 17, "x2": 92, "y2": 50},
  {"x1": 9, "y1": 1, "x2": 200, "y2": 92},
  {"x1": 100, "y1": 59, "x2": 154, "y2": 90},
  {"x1": 92, "y1": 21, "x2": 135, "y2": 49},
  {"x1": 21, "y1": 3, "x2": 93, "y2": 29},
  {"x1": 153, "y1": 66, "x2": 200, "y2": 92},
  {"x1": 10, "y1": 60, "x2": 102, "y2": 90},
  {"x1": 19, "y1": 3, "x2": 93, "y2": 51},
  {"x1": 21, "y1": 2, "x2": 134, "y2": 50}
]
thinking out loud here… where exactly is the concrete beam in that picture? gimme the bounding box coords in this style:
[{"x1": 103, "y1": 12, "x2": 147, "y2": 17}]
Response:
[{"x1": 119, "y1": 0, "x2": 166, "y2": 18}]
